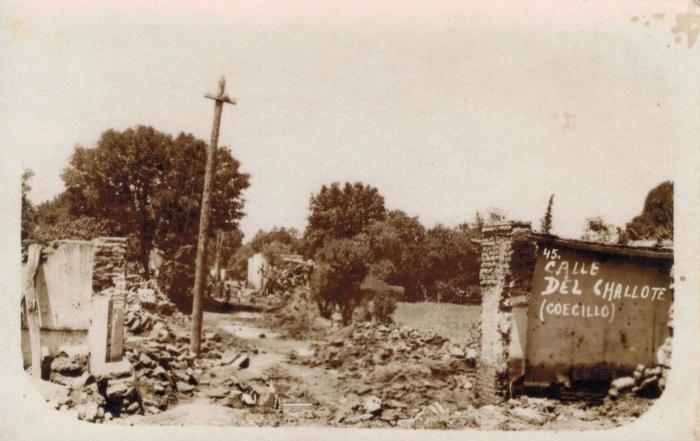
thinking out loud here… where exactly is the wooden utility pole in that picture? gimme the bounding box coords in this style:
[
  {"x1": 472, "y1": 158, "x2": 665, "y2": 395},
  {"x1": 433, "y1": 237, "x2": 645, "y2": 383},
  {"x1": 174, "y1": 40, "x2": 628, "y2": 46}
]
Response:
[
  {"x1": 213, "y1": 230, "x2": 223, "y2": 297},
  {"x1": 191, "y1": 77, "x2": 236, "y2": 355}
]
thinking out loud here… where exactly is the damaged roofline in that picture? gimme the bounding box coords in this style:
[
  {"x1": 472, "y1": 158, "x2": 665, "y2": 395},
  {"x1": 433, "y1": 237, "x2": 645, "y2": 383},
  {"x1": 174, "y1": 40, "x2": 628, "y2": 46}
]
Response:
[
  {"x1": 471, "y1": 233, "x2": 673, "y2": 260},
  {"x1": 528, "y1": 233, "x2": 673, "y2": 260}
]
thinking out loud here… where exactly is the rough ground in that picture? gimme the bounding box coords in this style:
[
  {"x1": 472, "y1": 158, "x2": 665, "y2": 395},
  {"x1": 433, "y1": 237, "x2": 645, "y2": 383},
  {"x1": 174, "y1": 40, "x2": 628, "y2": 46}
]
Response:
[
  {"x1": 116, "y1": 305, "x2": 655, "y2": 429},
  {"x1": 31, "y1": 283, "x2": 660, "y2": 430}
]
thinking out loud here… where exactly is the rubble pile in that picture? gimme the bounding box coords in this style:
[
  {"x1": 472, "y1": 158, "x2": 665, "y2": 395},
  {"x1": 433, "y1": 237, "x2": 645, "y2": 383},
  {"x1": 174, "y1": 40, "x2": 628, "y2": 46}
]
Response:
[
  {"x1": 293, "y1": 321, "x2": 479, "y2": 427},
  {"x1": 260, "y1": 262, "x2": 312, "y2": 298},
  {"x1": 205, "y1": 373, "x2": 280, "y2": 412},
  {"x1": 124, "y1": 285, "x2": 180, "y2": 335},
  {"x1": 123, "y1": 339, "x2": 198, "y2": 416},
  {"x1": 45, "y1": 350, "x2": 142, "y2": 423},
  {"x1": 608, "y1": 364, "x2": 667, "y2": 399},
  {"x1": 122, "y1": 284, "x2": 209, "y2": 415},
  {"x1": 122, "y1": 284, "x2": 259, "y2": 417}
]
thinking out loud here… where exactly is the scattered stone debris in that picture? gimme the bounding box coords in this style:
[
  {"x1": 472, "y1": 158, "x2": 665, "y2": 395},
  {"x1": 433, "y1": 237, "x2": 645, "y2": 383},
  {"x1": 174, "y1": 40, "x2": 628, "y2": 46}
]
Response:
[
  {"x1": 286, "y1": 321, "x2": 478, "y2": 427},
  {"x1": 124, "y1": 284, "x2": 178, "y2": 335},
  {"x1": 36, "y1": 267, "x2": 668, "y2": 429},
  {"x1": 44, "y1": 349, "x2": 141, "y2": 423},
  {"x1": 609, "y1": 364, "x2": 667, "y2": 399},
  {"x1": 509, "y1": 406, "x2": 547, "y2": 426}
]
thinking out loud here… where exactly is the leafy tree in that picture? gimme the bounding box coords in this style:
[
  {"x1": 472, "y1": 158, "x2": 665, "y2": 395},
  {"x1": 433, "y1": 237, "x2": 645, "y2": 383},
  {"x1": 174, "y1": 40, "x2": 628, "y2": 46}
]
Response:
[
  {"x1": 303, "y1": 182, "x2": 385, "y2": 257},
  {"x1": 61, "y1": 126, "x2": 250, "y2": 275},
  {"x1": 582, "y1": 216, "x2": 625, "y2": 244},
  {"x1": 224, "y1": 227, "x2": 300, "y2": 282},
  {"x1": 364, "y1": 216, "x2": 481, "y2": 304},
  {"x1": 310, "y1": 237, "x2": 370, "y2": 324},
  {"x1": 539, "y1": 194, "x2": 555, "y2": 233},
  {"x1": 363, "y1": 210, "x2": 427, "y2": 299},
  {"x1": 34, "y1": 192, "x2": 72, "y2": 227},
  {"x1": 153, "y1": 132, "x2": 249, "y2": 256},
  {"x1": 227, "y1": 243, "x2": 255, "y2": 280},
  {"x1": 422, "y1": 224, "x2": 480, "y2": 303},
  {"x1": 206, "y1": 228, "x2": 244, "y2": 274},
  {"x1": 31, "y1": 191, "x2": 125, "y2": 245},
  {"x1": 250, "y1": 227, "x2": 302, "y2": 254},
  {"x1": 626, "y1": 181, "x2": 673, "y2": 242},
  {"x1": 21, "y1": 169, "x2": 36, "y2": 241}
]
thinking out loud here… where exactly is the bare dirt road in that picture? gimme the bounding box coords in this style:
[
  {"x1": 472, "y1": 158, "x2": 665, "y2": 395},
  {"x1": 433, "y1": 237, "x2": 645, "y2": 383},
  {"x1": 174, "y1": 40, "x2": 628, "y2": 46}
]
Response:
[{"x1": 121, "y1": 309, "x2": 341, "y2": 426}]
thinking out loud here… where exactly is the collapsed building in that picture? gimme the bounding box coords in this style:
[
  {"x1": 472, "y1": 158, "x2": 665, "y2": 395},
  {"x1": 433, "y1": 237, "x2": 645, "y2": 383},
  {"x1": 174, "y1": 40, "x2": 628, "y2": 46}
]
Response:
[
  {"x1": 19, "y1": 222, "x2": 674, "y2": 426},
  {"x1": 476, "y1": 222, "x2": 673, "y2": 404},
  {"x1": 246, "y1": 252, "x2": 308, "y2": 291}
]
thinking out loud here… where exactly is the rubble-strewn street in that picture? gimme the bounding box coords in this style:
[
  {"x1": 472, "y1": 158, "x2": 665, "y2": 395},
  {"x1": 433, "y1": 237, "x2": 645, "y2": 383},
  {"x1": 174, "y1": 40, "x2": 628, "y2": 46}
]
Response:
[{"x1": 29, "y1": 277, "x2": 662, "y2": 429}]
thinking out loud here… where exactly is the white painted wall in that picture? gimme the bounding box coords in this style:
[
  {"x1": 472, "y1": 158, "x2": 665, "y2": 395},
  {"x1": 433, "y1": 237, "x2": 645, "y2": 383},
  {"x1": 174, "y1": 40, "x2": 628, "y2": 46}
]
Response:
[{"x1": 246, "y1": 253, "x2": 267, "y2": 290}]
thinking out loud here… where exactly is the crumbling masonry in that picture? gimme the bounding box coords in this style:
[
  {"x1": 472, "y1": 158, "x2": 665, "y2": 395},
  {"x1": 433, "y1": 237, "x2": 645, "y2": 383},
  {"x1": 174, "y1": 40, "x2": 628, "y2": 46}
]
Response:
[{"x1": 476, "y1": 222, "x2": 536, "y2": 404}]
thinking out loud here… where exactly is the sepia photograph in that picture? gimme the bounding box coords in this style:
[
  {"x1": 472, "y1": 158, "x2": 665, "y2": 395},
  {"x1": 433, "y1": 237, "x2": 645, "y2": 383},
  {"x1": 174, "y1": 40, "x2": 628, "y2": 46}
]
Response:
[{"x1": 2, "y1": 0, "x2": 700, "y2": 439}]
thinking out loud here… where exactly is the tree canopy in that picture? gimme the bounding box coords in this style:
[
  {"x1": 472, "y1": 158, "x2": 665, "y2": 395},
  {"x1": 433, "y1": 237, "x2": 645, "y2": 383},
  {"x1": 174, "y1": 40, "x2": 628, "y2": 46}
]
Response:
[
  {"x1": 580, "y1": 181, "x2": 673, "y2": 245},
  {"x1": 303, "y1": 182, "x2": 385, "y2": 257},
  {"x1": 250, "y1": 227, "x2": 302, "y2": 255},
  {"x1": 625, "y1": 181, "x2": 673, "y2": 242},
  {"x1": 61, "y1": 126, "x2": 250, "y2": 274},
  {"x1": 303, "y1": 182, "x2": 483, "y2": 316}
]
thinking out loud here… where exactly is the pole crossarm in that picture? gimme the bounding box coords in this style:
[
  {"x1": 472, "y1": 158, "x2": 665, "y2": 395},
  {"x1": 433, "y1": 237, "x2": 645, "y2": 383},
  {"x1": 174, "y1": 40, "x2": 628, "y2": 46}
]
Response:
[
  {"x1": 204, "y1": 76, "x2": 236, "y2": 105},
  {"x1": 204, "y1": 93, "x2": 236, "y2": 105}
]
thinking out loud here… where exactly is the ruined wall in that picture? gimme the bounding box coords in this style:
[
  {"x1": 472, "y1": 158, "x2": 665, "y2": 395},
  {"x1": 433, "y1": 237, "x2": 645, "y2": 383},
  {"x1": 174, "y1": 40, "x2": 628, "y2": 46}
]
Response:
[
  {"x1": 35, "y1": 241, "x2": 95, "y2": 331},
  {"x1": 22, "y1": 237, "x2": 127, "y2": 366},
  {"x1": 525, "y1": 239, "x2": 673, "y2": 383},
  {"x1": 476, "y1": 222, "x2": 536, "y2": 404},
  {"x1": 476, "y1": 225, "x2": 674, "y2": 403},
  {"x1": 247, "y1": 253, "x2": 267, "y2": 290}
]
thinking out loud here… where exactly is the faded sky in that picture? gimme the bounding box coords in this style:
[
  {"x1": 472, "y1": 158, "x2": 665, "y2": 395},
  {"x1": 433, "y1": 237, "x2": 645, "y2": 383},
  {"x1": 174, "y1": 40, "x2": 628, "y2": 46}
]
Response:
[{"x1": 2, "y1": 0, "x2": 699, "y2": 240}]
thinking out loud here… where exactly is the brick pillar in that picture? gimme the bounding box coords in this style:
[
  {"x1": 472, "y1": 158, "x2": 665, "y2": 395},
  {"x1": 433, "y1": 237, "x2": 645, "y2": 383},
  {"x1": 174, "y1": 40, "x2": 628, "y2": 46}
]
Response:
[{"x1": 476, "y1": 221, "x2": 535, "y2": 404}]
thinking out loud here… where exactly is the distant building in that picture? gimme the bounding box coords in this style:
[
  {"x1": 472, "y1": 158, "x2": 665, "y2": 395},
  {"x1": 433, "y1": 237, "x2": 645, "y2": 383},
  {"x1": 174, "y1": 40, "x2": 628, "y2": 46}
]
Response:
[
  {"x1": 246, "y1": 253, "x2": 267, "y2": 290},
  {"x1": 246, "y1": 252, "x2": 309, "y2": 290}
]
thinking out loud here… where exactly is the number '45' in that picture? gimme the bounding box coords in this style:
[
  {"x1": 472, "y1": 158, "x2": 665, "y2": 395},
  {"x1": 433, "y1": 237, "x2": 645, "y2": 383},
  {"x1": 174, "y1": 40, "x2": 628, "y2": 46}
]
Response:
[{"x1": 542, "y1": 248, "x2": 559, "y2": 260}]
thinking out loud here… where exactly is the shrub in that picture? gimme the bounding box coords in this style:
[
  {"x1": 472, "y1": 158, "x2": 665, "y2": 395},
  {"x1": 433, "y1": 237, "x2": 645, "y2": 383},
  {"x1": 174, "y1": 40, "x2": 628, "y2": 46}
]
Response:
[
  {"x1": 311, "y1": 238, "x2": 370, "y2": 324},
  {"x1": 370, "y1": 295, "x2": 398, "y2": 324}
]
